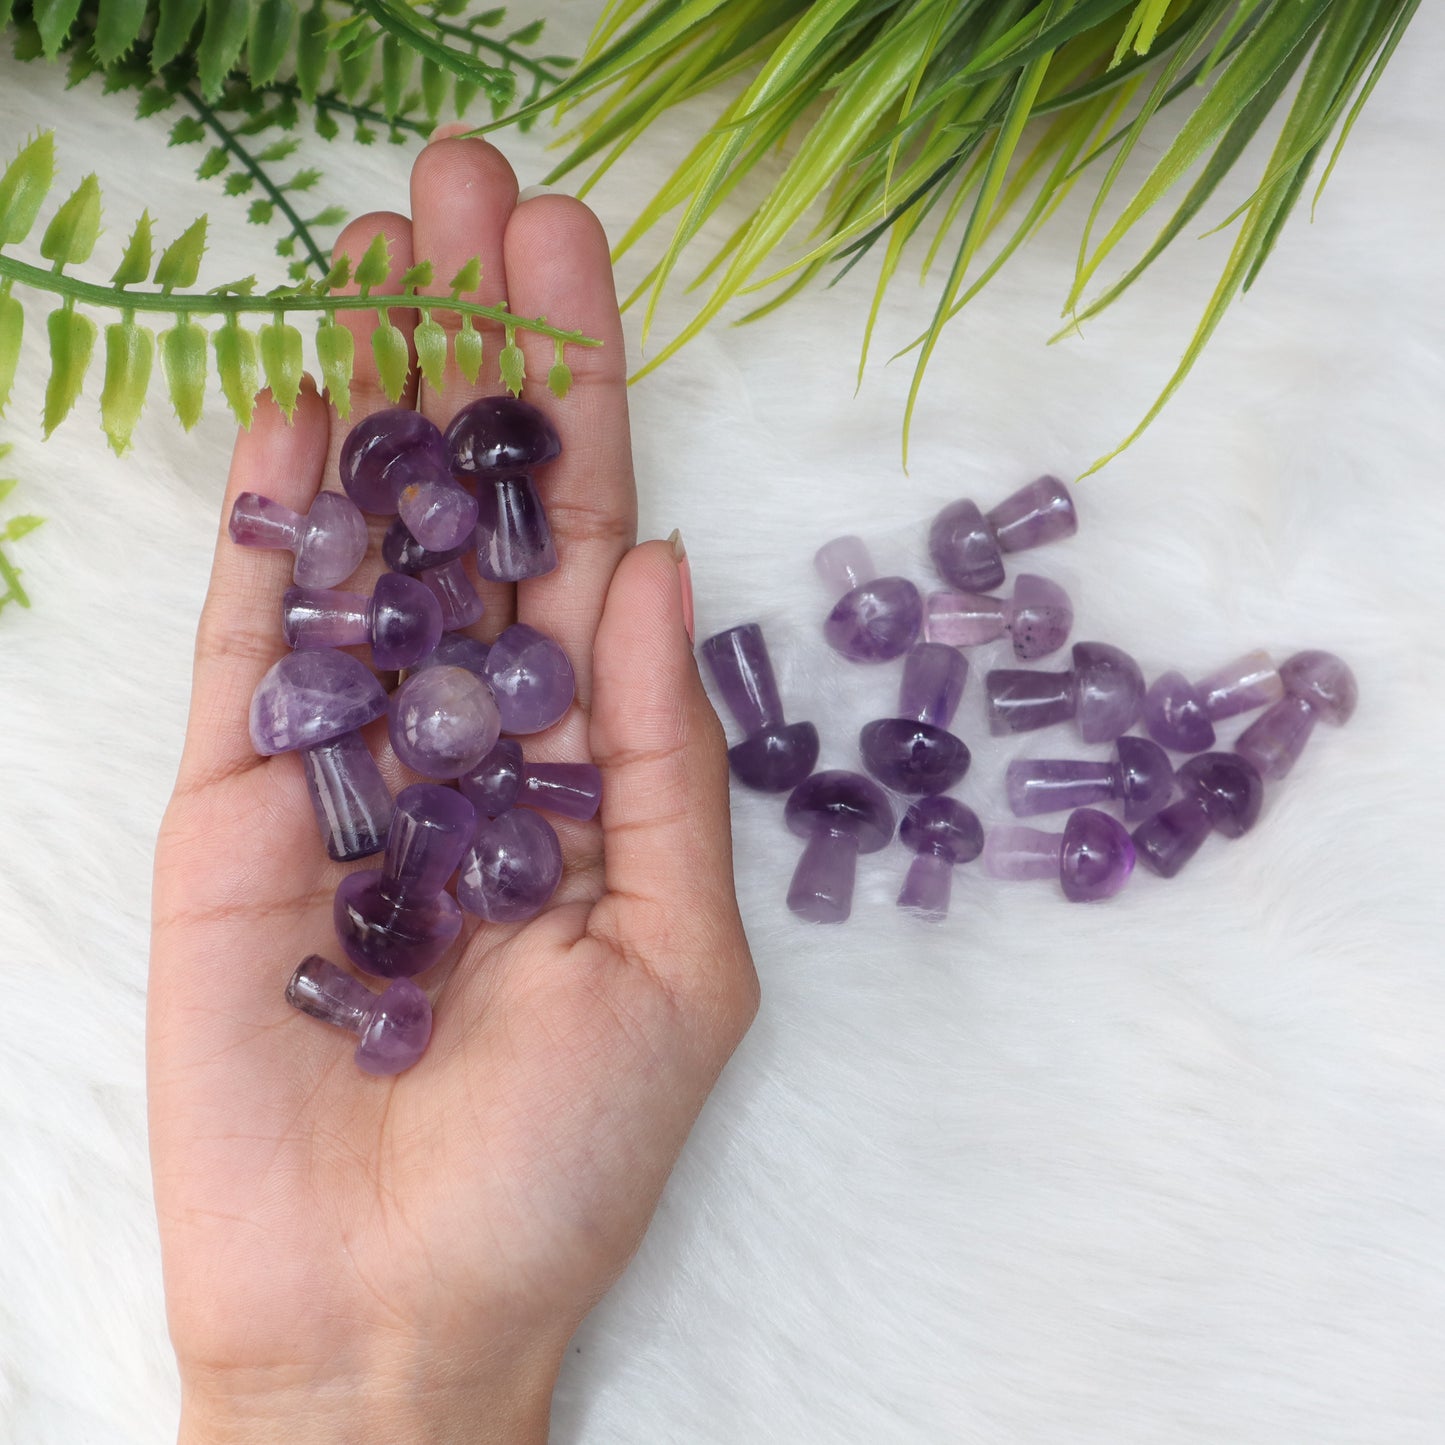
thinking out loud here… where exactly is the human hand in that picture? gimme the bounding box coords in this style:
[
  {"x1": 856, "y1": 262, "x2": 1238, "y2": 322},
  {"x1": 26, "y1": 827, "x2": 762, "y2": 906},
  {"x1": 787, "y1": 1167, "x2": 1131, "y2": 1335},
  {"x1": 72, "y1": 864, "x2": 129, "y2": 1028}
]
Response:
[{"x1": 149, "y1": 133, "x2": 758, "y2": 1445}]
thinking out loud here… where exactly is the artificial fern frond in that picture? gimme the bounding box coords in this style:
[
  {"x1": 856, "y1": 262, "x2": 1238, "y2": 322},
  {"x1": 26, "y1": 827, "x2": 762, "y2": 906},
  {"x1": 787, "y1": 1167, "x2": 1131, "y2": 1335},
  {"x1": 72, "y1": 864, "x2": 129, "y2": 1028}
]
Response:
[
  {"x1": 0, "y1": 132, "x2": 599, "y2": 451},
  {"x1": 7, "y1": 0, "x2": 574, "y2": 278}
]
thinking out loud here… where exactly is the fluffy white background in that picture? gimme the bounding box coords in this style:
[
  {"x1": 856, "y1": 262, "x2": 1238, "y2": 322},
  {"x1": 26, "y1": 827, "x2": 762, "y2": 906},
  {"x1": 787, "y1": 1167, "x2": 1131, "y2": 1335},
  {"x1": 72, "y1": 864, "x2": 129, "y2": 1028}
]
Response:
[{"x1": 2, "y1": 5, "x2": 1444, "y2": 1440}]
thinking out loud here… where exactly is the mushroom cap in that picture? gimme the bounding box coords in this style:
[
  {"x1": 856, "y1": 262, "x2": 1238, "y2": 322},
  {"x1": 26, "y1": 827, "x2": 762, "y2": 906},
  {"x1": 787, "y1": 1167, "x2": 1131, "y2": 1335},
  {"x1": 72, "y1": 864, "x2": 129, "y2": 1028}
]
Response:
[
  {"x1": 339, "y1": 407, "x2": 449, "y2": 514},
  {"x1": 1059, "y1": 808, "x2": 1135, "y2": 902},
  {"x1": 1004, "y1": 573, "x2": 1073, "y2": 661},
  {"x1": 1115, "y1": 735, "x2": 1175, "y2": 822},
  {"x1": 249, "y1": 648, "x2": 387, "y2": 756},
  {"x1": 899, "y1": 796, "x2": 984, "y2": 864},
  {"x1": 728, "y1": 722, "x2": 819, "y2": 793},
  {"x1": 785, "y1": 770, "x2": 894, "y2": 853},
  {"x1": 858, "y1": 718, "x2": 971, "y2": 796},
  {"x1": 1176, "y1": 751, "x2": 1263, "y2": 838},
  {"x1": 445, "y1": 395, "x2": 562, "y2": 474},
  {"x1": 460, "y1": 739, "x2": 526, "y2": 818},
  {"x1": 1142, "y1": 670, "x2": 1216, "y2": 754},
  {"x1": 1279, "y1": 650, "x2": 1357, "y2": 726},
  {"x1": 823, "y1": 577, "x2": 923, "y2": 663},
  {"x1": 1071, "y1": 641, "x2": 1145, "y2": 743}
]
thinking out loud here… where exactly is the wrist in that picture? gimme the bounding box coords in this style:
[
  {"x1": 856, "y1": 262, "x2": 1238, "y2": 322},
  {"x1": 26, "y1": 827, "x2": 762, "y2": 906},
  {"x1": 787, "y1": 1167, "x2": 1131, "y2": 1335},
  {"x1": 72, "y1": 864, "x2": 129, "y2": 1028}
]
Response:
[{"x1": 177, "y1": 1345, "x2": 559, "y2": 1445}]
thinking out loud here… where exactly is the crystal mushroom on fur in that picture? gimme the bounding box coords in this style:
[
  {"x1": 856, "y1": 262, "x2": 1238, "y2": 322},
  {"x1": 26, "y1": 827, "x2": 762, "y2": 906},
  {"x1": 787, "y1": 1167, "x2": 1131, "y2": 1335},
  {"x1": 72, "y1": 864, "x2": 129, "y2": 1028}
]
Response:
[
  {"x1": 446, "y1": 396, "x2": 562, "y2": 582},
  {"x1": 1005, "y1": 736, "x2": 1173, "y2": 821},
  {"x1": 983, "y1": 807, "x2": 1135, "y2": 902},
  {"x1": 923, "y1": 573, "x2": 1074, "y2": 661},
  {"x1": 249, "y1": 648, "x2": 394, "y2": 861},
  {"x1": 1142, "y1": 650, "x2": 1284, "y2": 753},
  {"x1": 1234, "y1": 651, "x2": 1358, "y2": 780},
  {"x1": 860, "y1": 642, "x2": 972, "y2": 795},
  {"x1": 483, "y1": 623, "x2": 575, "y2": 734},
  {"x1": 382, "y1": 518, "x2": 486, "y2": 633},
  {"x1": 815, "y1": 536, "x2": 923, "y2": 663},
  {"x1": 228, "y1": 490, "x2": 368, "y2": 588},
  {"x1": 896, "y1": 796, "x2": 984, "y2": 920},
  {"x1": 986, "y1": 641, "x2": 1145, "y2": 742},
  {"x1": 460, "y1": 740, "x2": 602, "y2": 822},
  {"x1": 282, "y1": 573, "x2": 443, "y2": 671},
  {"x1": 700, "y1": 623, "x2": 819, "y2": 792},
  {"x1": 388, "y1": 665, "x2": 501, "y2": 780},
  {"x1": 286, "y1": 955, "x2": 432, "y2": 1075},
  {"x1": 339, "y1": 406, "x2": 477, "y2": 551},
  {"x1": 1131, "y1": 751, "x2": 1264, "y2": 878},
  {"x1": 334, "y1": 783, "x2": 475, "y2": 978},
  {"x1": 784, "y1": 770, "x2": 895, "y2": 923},
  {"x1": 458, "y1": 808, "x2": 564, "y2": 922},
  {"x1": 928, "y1": 475, "x2": 1077, "y2": 594}
]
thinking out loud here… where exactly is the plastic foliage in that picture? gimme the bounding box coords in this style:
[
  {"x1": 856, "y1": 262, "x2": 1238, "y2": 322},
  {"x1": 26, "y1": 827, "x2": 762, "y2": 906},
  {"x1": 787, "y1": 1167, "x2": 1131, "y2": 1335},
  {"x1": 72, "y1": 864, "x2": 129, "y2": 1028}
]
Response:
[
  {"x1": 471, "y1": 0, "x2": 1422, "y2": 469},
  {"x1": 0, "y1": 132, "x2": 598, "y2": 453},
  {"x1": 5, "y1": 0, "x2": 573, "y2": 281}
]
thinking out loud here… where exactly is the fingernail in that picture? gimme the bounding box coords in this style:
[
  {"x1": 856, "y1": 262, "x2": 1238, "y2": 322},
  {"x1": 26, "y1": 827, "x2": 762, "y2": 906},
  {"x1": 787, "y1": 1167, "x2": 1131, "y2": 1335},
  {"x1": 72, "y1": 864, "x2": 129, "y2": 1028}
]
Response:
[
  {"x1": 668, "y1": 529, "x2": 695, "y2": 647},
  {"x1": 428, "y1": 121, "x2": 474, "y2": 143},
  {"x1": 517, "y1": 183, "x2": 557, "y2": 203}
]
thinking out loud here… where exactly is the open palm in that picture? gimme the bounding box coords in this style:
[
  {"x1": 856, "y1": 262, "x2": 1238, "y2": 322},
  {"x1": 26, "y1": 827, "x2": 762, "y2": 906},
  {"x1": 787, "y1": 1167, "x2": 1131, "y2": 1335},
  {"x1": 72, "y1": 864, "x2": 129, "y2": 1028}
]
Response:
[{"x1": 149, "y1": 134, "x2": 756, "y2": 1443}]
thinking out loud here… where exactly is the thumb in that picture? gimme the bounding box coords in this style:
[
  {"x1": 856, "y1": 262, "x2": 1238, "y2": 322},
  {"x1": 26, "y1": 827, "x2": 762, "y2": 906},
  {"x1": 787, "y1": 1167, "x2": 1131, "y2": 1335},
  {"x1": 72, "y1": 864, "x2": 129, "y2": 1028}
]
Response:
[{"x1": 589, "y1": 537, "x2": 756, "y2": 1011}]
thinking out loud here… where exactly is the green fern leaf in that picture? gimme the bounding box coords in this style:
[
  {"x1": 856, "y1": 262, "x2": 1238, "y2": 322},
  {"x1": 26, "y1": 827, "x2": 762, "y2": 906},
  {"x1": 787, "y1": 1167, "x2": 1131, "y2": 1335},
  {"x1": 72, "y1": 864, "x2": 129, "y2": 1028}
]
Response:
[
  {"x1": 0, "y1": 132, "x2": 56, "y2": 247},
  {"x1": 34, "y1": 0, "x2": 84, "y2": 56},
  {"x1": 248, "y1": 0, "x2": 297, "y2": 87},
  {"x1": 197, "y1": 0, "x2": 253, "y2": 100},
  {"x1": 94, "y1": 0, "x2": 149, "y2": 63},
  {"x1": 152, "y1": 0, "x2": 205, "y2": 68}
]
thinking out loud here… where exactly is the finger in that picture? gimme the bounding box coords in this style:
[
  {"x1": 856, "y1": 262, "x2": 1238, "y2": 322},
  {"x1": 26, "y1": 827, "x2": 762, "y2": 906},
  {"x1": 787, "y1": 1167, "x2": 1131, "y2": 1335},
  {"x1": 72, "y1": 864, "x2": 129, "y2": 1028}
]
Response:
[
  {"x1": 323, "y1": 210, "x2": 418, "y2": 486},
  {"x1": 588, "y1": 539, "x2": 754, "y2": 1013},
  {"x1": 408, "y1": 131, "x2": 519, "y2": 636},
  {"x1": 177, "y1": 381, "x2": 331, "y2": 792},
  {"x1": 508, "y1": 195, "x2": 635, "y2": 709}
]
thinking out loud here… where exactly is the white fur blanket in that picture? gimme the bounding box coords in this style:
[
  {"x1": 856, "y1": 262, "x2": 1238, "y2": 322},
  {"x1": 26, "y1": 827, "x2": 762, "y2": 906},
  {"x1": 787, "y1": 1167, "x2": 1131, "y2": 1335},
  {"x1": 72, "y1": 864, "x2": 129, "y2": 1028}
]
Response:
[{"x1": 2, "y1": 8, "x2": 1443, "y2": 1440}]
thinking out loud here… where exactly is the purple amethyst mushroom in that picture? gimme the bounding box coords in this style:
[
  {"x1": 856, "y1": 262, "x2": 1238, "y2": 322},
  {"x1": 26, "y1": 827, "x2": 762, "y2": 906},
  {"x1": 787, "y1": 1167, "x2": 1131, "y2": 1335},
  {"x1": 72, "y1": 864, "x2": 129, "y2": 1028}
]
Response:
[
  {"x1": 815, "y1": 536, "x2": 923, "y2": 663},
  {"x1": 460, "y1": 739, "x2": 602, "y2": 822},
  {"x1": 859, "y1": 642, "x2": 972, "y2": 796},
  {"x1": 446, "y1": 396, "x2": 562, "y2": 582},
  {"x1": 983, "y1": 807, "x2": 1135, "y2": 903},
  {"x1": 333, "y1": 783, "x2": 475, "y2": 978},
  {"x1": 924, "y1": 573, "x2": 1074, "y2": 661},
  {"x1": 1131, "y1": 751, "x2": 1264, "y2": 878},
  {"x1": 248, "y1": 648, "x2": 394, "y2": 861},
  {"x1": 896, "y1": 796, "x2": 984, "y2": 920},
  {"x1": 700, "y1": 623, "x2": 818, "y2": 793},
  {"x1": 228, "y1": 490, "x2": 368, "y2": 589},
  {"x1": 986, "y1": 641, "x2": 1145, "y2": 742},
  {"x1": 784, "y1": 770, "x2": 895, "y2": 923},
  {"x1": 282, "y1": 573, "x2": 443, "y2": 671},
  {"x1": 286, "y1": 955, "x2": 433, "y2": 1075},
  {"x1": 1004, "y1": 735, "x2": 1173, "y2": 822},
  {"x1": 929, "y1": 475, "x2": 1077, "y2": 593},
  {"x1": 1142, "y1": 650, "x2": 1284, "y2": 754}
]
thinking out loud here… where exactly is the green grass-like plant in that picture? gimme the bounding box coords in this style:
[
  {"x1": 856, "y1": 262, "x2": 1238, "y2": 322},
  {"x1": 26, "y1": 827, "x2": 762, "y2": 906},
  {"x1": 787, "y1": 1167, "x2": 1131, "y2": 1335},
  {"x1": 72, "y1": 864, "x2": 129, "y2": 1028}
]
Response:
[{"x1": 478, "y1": 0, "x2": 1421, "y2": 467}]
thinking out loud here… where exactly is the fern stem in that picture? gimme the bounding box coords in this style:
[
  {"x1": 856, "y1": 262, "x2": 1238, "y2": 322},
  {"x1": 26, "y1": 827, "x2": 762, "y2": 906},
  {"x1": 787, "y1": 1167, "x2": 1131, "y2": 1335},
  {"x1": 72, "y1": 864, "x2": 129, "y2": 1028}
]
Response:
[
  {"x1": 0, "y1": 252, "x2": 600, "y2": 346},
  {"x1": 179, "y1": 85, "x2": 331, "y2": 278},
  {"x1": 424, "y1": 14, "x2": 569, "y2": 84},
  {"x1": 257, "y1": 81, "x2": 433, "y2": 139}
]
